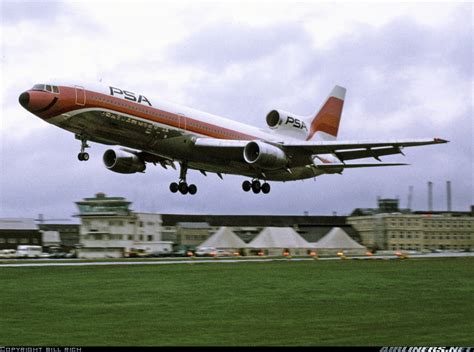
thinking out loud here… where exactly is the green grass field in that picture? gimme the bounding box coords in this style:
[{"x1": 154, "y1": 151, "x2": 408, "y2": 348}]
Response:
[{"x1": 0, "y1": 258, "x2": 473, "y2": 346}]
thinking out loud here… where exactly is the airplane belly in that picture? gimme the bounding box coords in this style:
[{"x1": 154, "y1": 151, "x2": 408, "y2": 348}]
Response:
[
  {"x1": 53, "y1": 108, "x2": 184, "y2": 150},
  {"x1": 50, "y1": 108, "x2": 326, "y2": 183}
]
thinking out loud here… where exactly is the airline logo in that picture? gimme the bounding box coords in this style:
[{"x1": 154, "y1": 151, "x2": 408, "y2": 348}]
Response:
[
  {"x1": 109, "y1": 86, "x2": 152, "y2": 106},
  {"x1": 285, "y1": 116, "x2": 308, "y2": 132}
]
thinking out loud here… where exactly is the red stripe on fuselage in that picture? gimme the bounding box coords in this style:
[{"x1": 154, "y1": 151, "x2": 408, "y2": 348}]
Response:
[{"x1": 38, "y1": 86, "x2": 258, "y2": 141}]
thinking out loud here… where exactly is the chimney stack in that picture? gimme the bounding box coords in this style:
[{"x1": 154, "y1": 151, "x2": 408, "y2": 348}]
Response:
[
  {"x1": 428, "y1": 181, "x2": 433, "y2": 212},
  {"x1": 447, "y1": 181, "x2": 452, "y2": 212},
  {"x1": 407, "y1": 185, "x2": 413, "y2": 210}
]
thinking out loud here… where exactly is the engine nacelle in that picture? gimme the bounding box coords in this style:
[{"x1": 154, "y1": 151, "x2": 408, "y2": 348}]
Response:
[
  {"x1": 243, "y1": 141, "x2": 288, "y2": 170},
  {"x1": 266, "y1": 109, "x2": 308, "y2": 138},
  {"x1": 103, "y1": 149, "x2": 146, "y2": 174}
]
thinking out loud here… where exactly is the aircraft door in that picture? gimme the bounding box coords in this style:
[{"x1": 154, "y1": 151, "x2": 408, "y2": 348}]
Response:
[
  {"x1": 178, "y1": 113, "x2": 186, "y2": 131},
  {"x1": 75, "y1": 86, "x2": 86, "y2": 106}
]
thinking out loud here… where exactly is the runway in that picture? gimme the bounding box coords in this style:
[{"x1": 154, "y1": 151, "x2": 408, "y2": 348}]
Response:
[{"x1": 0, "y1": 252, "x2": 472, "y2": 268}]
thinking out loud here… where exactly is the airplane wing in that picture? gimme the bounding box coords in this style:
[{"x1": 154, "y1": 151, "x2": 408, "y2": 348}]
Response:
[
  {"x1": 194, "y1": 137, "x2": 448, "y2": 162},
  {"x1": 277, "y1": 138, "x2": 448, "y2": 162}
]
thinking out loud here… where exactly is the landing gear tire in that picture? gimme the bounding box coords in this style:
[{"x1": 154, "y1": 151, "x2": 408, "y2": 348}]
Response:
[
  {"x1": 78, "y1": 152, "x2": 89, "y2": 161},
  {"x1": 251, "y1": 180, "x2": 261, "y2": 194},
  {"x1": 170, "y1": 162, "x2": 198, "y2": 195},
  {"x1": 188, "y1": 184, "x2": 197, "y2": 195},
  {"x1": 261, "y1": 182, "x2": 271, "y2": 194},
  {"x1": 170, "y1": 182, "x2": 179, "y2": 193},
  {"x1": 178, "y1": 182, "x2": 188, "y2": 195},
  {"x1": 242, "y1": 180, "x2": 251, "y2": 192},
  {"x1": 76, "y1": 134, "x2": 90, "y2": 161}
]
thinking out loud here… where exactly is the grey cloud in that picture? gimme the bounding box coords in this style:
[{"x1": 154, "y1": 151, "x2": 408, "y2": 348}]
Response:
[
  {"x1": 168, "y1": 22, "x2": 313, "y2": 70},
  {"x1": 1, "y1": 4, "x2": 472, "y2": 220}
]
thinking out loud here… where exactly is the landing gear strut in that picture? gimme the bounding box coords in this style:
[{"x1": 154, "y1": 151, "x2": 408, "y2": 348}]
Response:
[
  {"x1": 77, "y1": 135, "x2": 90, "y2": 161},
  {"x1": 170, "y1": 161, "x2": 197, "y2": 195},
  {"x1": 242, "y1": 179, "x2": 271, "y2": 194}
]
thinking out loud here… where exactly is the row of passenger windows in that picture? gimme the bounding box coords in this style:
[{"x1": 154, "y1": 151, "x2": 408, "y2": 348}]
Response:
[
  {"x1": 91, "y1": 94, "x2": 240, "y2": 139},
  {"x1": 32, "y1": 84, "x2": 59, "y2": 93}
]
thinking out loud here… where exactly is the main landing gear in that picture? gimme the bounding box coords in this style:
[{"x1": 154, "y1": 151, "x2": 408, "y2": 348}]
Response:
[
  {"x1": 242, "y1": 179, "x2": 271, "y2": 194},
  {"x1": 77, "y1": 135, "x2": 90, "y2": 161},
  {"x1": 169, "y1": 161, "x2": 197, "y2": 195}
]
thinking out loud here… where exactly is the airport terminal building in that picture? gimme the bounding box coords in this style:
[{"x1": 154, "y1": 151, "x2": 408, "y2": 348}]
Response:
[
  {"x1": 75, "y1": 193, "x2": 172, "y2": 258},
  {"x1": 2, "y1": 193, "x2": 472, "y2": 258}
]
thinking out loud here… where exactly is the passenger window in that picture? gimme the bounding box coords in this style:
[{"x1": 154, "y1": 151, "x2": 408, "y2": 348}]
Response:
[
  {"x1": 52, "y1": 86, "x2": 59, "y2": 93},
  {"x1": 46, "y1": 85, "x2": 52, "y2": 92}
]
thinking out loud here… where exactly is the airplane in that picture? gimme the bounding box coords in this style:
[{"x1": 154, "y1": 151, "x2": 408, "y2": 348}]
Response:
[{"x1": 18, "y1": 83, "x2": 448, "y2": 195}]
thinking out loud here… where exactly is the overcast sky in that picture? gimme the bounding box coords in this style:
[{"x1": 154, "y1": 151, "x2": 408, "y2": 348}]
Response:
[{"x1": 0, "y1": 0, "x2": 472, "y2": 222}]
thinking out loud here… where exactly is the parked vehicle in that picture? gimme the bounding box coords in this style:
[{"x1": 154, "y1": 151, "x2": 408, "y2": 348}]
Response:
[
  {"x1": 0, "y1": 249, "x2": 17, "y2": 259},
  {"x1": 214, "y1": 249, "x2": 234, "y2": 257},
  {"x1": 171, "y1": 249, "x2": 188, "y2": 257},
  {"x1": 195, "y1": 247, "x2": 216, "y2": 257},
  {"x1": 16, "y1": 245, "x2": 42, "y2": 258},
  {"x1": 128, "y1": 248, "x2": 151, "y2": 258}
]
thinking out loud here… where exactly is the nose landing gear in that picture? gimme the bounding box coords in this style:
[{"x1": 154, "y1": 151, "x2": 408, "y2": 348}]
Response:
[{"x1": 76, "y1": 135, "x2": 90, "y2": 161}]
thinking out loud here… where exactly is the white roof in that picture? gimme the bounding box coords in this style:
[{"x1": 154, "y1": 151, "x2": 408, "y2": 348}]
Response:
[
  {"x1": 313, "y1": 227, "x2": 366, "y2": 249},
  {"x1": 0, "y1": 218, "x2": 38, "y2": 230},
  {"x1": 247, "y1": 227, "x2": 313, "y2": 249},
  {"x1": 198, "y1": 227, "x2": 246, "y2": 248}
]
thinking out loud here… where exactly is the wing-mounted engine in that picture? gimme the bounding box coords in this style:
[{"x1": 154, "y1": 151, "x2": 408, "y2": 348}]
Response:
[
  {"x1": 243, "y1": 141, "x2": 288, "y2": 170},
  {"x1": 103, "y1": 149, "x2": 146, "y2": 174},
  {"x1": 266, "y1": 109, "x2": 309, "y2": 139}
]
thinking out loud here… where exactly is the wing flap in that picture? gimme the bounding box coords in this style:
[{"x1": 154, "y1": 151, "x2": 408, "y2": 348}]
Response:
[
  {"x1": 316, "y1": 162, "x2": 408, "y2": 170},
  {"x1": 334, "y1": 146, "x2": 404, "y2": 161},
  {"x1": 281, "y1": 138, "x2": 448, "y2": 156}
]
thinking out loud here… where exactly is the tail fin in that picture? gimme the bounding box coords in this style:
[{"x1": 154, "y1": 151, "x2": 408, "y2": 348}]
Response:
[{"x1": 306, "y1": 85, "x2": 346, "y2": 141}]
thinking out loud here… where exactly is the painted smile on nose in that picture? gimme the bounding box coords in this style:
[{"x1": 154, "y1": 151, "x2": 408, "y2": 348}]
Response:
[
  {"x1": 18, "y1": 91, "x2": 58, "y2": 113},
  {"x1": 31, "y1": 96, "x2": 58, "y2": 113}
]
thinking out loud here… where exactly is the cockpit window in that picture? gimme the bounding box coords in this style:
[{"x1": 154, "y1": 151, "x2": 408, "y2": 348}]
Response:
[
  {"x1": 31, "y1": 84, "x2": 60, "y2": 94},
  {"x1": 32, "y1": 84, "x2": 45, "y2": 91}
]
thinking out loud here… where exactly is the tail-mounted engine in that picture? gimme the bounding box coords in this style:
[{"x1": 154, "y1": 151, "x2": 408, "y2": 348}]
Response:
[
  {"x1": 103, "y1": 149, "x2": 146, "y2": 174},
  {"x1": 266, "y1": 109, "x2": 309, "y2": 139}
]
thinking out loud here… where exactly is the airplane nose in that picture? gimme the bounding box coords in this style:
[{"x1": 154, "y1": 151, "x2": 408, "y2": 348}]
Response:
[{"x1": 19, "y1": 92, "x2": 30, "y2": 108}]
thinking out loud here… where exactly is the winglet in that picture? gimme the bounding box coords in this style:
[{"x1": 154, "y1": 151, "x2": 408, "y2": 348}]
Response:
[{"x1": 433, "y1": 137, "x2": 449, "y2": 143}]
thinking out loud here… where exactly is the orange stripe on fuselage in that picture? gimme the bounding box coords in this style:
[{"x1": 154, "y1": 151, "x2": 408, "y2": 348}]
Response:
[
  {"x1": 306, "y1": 96, "x2": 344, "y2": 140},
  {"x1": 38, "y1": 86, "x2": 258, "y2": 141}
]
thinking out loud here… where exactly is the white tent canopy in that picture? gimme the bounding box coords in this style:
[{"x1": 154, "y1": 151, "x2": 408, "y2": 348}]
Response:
[
  {"x1": 313, "y1": 227, "x2": 366, "y2": 249},
  {"x1": 198, "y1": 226, "x2": 247, "y2": 249},
  {"x1": 247, "y1": 227, "x2": 313, "y2": 249}
]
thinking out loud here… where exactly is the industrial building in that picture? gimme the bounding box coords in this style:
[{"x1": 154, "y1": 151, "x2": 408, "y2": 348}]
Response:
[
  {"x1": 2, "y1": 186, "x2": 471, "y2": 258},
  {"x1": 348, "y1": 199, "x2": 474, "y2": 251},
  {"x1": 0, "y1": 218, "x2": 42, "y2": 250},
  {"x1": 38, "y1": 223, "x2": 80, "y2": 250}
]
